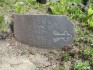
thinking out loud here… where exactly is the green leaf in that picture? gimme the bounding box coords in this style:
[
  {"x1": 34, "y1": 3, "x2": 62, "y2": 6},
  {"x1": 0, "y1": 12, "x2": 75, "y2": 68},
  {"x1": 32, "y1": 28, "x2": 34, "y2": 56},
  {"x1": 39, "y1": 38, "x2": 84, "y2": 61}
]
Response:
[
  {"x1": 88, "y1": 8, "x2": 93, "y2": 16},
  {"x1": 74, "y1": 0, "x2": 82, "y2": 3},
  {"x1": 88, "y1": 17, "x2": 93, "y2": 27},
  {"x1": 73, "y1": 60, "x2": 90, "y2": 70}
]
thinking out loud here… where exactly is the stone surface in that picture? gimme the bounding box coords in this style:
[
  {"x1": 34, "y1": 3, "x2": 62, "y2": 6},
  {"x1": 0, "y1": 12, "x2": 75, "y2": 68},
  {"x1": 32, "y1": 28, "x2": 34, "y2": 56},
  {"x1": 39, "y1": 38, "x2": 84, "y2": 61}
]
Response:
[{"x1": 14, "y1": 15, "x2": 74, "y2": 48}]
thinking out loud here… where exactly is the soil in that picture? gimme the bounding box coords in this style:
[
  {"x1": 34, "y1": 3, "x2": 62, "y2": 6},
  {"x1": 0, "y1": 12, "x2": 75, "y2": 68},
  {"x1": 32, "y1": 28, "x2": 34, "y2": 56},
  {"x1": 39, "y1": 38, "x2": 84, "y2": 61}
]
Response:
[{"x1": 0, "y1": 37, "x2": 60, "y2": 70}]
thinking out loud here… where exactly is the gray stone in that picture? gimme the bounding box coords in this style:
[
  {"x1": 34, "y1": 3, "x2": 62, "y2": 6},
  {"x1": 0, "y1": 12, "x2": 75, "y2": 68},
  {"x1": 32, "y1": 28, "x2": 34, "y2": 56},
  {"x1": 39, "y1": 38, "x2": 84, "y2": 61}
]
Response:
[{"x1": 14, "y1": 15, "x2": 74, "y2": 48}]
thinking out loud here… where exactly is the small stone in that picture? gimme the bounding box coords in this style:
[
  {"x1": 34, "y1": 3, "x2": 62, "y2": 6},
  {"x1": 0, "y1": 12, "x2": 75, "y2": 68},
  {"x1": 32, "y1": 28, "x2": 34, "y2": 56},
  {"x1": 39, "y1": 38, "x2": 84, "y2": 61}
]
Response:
[
  {"x1": 83, "y1": 6, "x2": 88, "y2": 12},
  {"x1": 0, "y1": 31, "x2": 9, "y2": 40}
]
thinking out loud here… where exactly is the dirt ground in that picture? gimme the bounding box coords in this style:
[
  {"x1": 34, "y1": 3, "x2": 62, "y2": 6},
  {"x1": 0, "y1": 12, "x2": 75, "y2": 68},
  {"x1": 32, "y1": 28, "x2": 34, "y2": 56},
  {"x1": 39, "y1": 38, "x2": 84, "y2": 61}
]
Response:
[{"x1": 0, "y1": 37, "x2": 61, "y2": 70}]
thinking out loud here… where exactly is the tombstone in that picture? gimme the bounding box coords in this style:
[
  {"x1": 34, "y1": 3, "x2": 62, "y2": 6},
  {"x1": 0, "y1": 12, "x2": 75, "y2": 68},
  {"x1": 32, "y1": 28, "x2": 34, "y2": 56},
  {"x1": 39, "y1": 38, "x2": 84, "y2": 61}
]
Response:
[{"x1": 14, "y1": 15, "x2": 74, "y2": 48}]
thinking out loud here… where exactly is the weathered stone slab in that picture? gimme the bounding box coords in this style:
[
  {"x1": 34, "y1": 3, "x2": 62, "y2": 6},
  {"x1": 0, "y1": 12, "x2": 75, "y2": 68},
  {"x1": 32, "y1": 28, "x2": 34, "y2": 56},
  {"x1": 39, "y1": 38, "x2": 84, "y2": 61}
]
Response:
[{"x1": 14, "y1": 15, "x2": 74, "y2": 48}]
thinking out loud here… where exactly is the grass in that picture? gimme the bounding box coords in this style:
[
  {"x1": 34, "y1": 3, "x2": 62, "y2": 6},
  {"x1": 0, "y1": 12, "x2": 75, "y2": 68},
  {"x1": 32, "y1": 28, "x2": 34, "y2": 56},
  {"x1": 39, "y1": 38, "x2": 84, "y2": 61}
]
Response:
[
  {"x1": 73, "y1": 60, "x2": 90, "y2": 70},
  {"x1": 0, "y1": 14, "x2": 4, "y2": 28}
]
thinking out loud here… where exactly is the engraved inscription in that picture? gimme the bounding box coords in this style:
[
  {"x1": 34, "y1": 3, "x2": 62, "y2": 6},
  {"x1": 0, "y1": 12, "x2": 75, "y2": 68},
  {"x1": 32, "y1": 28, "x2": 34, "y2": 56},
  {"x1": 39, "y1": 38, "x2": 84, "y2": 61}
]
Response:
[
  {"x1": 39, "y1": 26, "x2": 46, "y2": 30},
  {"x1": 53, "y1": 30, "x2": 72, "y2": 42}
]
